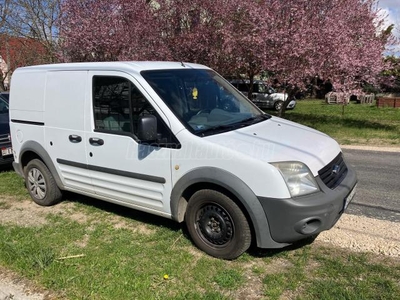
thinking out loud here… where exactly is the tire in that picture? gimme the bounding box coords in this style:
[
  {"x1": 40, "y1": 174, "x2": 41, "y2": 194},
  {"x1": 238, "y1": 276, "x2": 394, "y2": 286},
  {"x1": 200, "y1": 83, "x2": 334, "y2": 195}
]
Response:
[
  {"x1": 24, "y1": 159, "x2": 62, "y2": 206},
  {"x1": 185, "y1": 189, "x2": 251, "y2": 259},
  {"x1": 274, "y1": 100, "x2": 283, "y2": 111}
]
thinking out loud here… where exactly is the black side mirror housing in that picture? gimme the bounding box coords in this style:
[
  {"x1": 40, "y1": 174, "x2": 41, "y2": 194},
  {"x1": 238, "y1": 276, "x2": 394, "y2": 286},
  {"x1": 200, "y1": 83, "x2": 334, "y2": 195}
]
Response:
[{"x1": 138, "y1": 115, "x2": 157, "y2": 142}]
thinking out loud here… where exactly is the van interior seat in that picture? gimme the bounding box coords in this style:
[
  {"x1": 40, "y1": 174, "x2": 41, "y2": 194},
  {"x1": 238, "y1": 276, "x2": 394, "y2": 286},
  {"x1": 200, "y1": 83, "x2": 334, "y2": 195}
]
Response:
[{"x1": 103, "y1": 114, "x2": 130, "y2": 132}]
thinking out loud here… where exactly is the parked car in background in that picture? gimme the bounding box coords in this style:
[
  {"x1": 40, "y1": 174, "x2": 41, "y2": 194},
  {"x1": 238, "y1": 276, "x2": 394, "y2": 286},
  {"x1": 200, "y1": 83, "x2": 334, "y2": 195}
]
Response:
[
  {"x1": 0, "y1": 92, "x2": 9, "y2": 102},
  {"x1": 0, "y1": 96, "x2": 13, "y2": 165},
  {"x1": 229, "y1": 79, "x2": 296, "y2": 110}
]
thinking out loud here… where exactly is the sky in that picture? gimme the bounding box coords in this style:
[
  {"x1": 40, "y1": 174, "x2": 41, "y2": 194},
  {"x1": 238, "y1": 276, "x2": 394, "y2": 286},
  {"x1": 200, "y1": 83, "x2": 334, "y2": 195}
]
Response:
[
  {"x1": 379, "y1": 0, "x2": 399, "y2": 29},
  {"x1": 378, "y1": 0, "x2": 400, "y2": 54}
]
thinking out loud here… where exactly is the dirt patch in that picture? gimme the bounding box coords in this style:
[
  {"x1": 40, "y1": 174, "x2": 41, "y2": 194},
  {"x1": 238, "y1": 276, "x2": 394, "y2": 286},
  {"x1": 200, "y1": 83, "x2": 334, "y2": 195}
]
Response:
[
  {"x1": 0, "y1": 196, "x2": 84, "y2": 228},
  {"x1": 0, "y1": 266, "x2": 57, "y2": 300},
  {"x1": 0, "y1": 196, "x2": 155, "y2": 236}
]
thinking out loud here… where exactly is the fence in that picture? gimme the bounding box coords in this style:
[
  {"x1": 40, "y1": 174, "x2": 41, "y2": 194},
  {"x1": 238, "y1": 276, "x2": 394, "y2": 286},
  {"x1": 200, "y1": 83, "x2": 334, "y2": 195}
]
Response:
[{"x1": 325, "y1": 92, "x2": 375, "y2": 105}]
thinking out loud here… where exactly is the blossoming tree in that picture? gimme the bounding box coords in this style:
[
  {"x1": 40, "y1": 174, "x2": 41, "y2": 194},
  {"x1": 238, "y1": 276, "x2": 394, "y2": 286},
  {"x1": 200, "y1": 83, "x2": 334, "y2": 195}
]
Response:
[{"x1": 60, "y1": 0, "x2": 393, "y2": 114}]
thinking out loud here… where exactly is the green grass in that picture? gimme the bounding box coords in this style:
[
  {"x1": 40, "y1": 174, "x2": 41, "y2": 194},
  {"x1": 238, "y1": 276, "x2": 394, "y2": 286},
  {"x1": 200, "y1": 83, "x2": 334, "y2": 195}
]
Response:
[
  {"x1": 0, "y1": 171, "x2": 399, "y2": 299},
  {"x1": 274, "y1": 99, "x2": 400, "y2": 146},
  {"x1": 0, "y1": 165, "x2": 28, "y2": 199}
]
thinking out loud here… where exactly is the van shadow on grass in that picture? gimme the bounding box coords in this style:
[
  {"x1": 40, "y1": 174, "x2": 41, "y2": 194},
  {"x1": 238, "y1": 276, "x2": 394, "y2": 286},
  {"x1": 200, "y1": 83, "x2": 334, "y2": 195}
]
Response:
[
  {"x1": 248, "y1": 235, "x2": 318, "y2": 258},
  {"x1": 285, "y1": 112, "x2": 398, "y2": 131},
  {"x1": 62, "y1": 191, "x2": 316, "y2": 259},
  {"x1": 63, "y1": 191, "x2": 182, "y2": 233}
]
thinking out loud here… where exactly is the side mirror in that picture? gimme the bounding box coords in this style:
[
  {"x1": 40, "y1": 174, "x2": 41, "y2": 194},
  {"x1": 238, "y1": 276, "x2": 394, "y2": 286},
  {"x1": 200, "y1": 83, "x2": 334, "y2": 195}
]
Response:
[{"x1": 138, "y1": 115, "x2": 157, "y2": 142}]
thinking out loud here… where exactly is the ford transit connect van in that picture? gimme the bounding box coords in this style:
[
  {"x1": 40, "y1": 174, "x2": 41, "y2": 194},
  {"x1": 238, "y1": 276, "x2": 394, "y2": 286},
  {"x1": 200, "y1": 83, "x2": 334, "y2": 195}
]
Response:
[{"x1": 10, "y1": 62, "x2": 357, "y2": 259}]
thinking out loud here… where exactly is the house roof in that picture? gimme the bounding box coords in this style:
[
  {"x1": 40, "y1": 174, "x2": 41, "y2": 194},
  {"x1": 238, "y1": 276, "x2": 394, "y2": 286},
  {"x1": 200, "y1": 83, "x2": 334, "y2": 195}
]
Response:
[{"x1": 0, "y1": 35, "x2": 46, "y2": 70}]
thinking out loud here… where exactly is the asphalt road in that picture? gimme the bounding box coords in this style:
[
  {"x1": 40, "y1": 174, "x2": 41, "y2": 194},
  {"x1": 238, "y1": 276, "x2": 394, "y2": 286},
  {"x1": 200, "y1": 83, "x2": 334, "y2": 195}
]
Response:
[{"x1": 343, "y1": 148, "x2": 400, "y2": 222}]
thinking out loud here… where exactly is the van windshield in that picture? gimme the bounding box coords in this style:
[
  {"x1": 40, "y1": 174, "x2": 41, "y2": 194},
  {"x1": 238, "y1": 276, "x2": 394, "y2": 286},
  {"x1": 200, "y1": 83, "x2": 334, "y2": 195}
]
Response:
[{"x1": 141, "y1": 69, "x2": 269, "y2": 136}]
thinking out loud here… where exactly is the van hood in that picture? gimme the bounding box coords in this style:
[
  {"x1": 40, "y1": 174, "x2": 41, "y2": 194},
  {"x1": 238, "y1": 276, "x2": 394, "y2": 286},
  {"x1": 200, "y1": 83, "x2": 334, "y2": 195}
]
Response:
[{"x1": 205, "y1": 116, "x2": 341, "y2": 175}]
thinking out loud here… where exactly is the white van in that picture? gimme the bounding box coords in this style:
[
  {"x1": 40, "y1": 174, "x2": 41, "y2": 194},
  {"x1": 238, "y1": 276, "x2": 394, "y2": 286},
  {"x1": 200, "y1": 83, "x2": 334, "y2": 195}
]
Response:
[{"x1": 9, "y1": 62, "x2": 357, "y2": 259}]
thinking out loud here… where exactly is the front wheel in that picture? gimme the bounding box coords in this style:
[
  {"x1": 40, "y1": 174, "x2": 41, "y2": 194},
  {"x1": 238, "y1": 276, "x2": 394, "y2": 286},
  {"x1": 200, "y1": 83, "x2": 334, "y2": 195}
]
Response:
[
  {"x1": 185, "y1": 190, "x2": 251, "y2": 259},
  {"x1": 24, "y1": 159, "x2": 62, "y2": 206}
]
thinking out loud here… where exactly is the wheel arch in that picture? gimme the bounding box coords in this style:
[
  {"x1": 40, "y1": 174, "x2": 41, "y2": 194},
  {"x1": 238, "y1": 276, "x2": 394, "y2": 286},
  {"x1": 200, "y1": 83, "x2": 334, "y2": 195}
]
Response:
[
  {"x1": 18, "y1": 141, "x2": 64, "y2": 190},
  {"x1": 170, "y1": 167, "x2": 284, "y2": 248}
]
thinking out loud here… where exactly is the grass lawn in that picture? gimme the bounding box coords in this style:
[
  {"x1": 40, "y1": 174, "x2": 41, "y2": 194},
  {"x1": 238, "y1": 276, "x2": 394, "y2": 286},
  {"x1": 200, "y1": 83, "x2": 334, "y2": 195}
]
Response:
[
  {"x1": 0, "y1": 171, "x2": 399, "y2": 300},
  {"x1": 274, "y1": 99, "x2": 400, "y2": 146},
  {"x1": 1, "y1": 99, "x2": 399, "y2": 299}
]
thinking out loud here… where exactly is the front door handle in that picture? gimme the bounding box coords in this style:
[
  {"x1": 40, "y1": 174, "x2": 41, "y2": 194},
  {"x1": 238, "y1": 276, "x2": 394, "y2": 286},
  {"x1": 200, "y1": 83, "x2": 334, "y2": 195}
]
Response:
[
  {"x1": 89, "y1": 137, "x2": 104, "y2": 146},
  {"x1": 69, "y1": 135, "x2": 82, "y2": 143}
]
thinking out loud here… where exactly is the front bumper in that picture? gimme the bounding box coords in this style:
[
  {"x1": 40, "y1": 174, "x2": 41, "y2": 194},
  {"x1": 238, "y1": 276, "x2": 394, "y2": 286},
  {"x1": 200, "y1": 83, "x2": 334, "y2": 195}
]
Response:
[{"x1": 258, "y1": 164, "x2": 357, "y2": 244}]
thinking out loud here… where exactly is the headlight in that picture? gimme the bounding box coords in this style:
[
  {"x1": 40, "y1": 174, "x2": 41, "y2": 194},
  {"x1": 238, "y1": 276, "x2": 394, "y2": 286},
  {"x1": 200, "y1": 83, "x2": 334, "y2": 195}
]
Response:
[{"x1": 271, "y1": 162, "x2": 319, "y2": 197}]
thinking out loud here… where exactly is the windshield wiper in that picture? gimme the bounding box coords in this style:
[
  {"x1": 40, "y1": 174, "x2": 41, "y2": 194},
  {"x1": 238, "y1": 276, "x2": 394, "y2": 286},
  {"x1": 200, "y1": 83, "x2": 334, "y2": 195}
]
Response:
[
  {"x1": 195, "y1": 124, "x2": 237, "y2": 137},
  {"x1": 235, "y1": 114, "x2": 271, "y2": 126},
  {"x1": 195, "y1": 114, "x2": 271, "y2": 137}
]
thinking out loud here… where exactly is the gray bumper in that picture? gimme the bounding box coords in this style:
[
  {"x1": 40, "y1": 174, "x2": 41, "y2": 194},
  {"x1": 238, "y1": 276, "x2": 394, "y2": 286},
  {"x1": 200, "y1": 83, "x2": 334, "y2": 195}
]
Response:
[{"x1": 258, "y1": 164, "x2": 357, "y2": 244}]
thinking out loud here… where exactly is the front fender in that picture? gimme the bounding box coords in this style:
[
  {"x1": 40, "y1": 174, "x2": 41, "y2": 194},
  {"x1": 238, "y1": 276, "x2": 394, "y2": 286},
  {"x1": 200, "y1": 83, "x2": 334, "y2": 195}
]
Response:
[{"x1": 170, "y1": 167, "x2": 287, "y2": 248}]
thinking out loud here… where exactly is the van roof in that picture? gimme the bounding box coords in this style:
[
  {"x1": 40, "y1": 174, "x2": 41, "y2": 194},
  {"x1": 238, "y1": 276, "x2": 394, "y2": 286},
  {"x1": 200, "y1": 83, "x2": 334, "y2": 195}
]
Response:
[{"x1": 15, "y1": 61, "x2": 210, "y2": 73}]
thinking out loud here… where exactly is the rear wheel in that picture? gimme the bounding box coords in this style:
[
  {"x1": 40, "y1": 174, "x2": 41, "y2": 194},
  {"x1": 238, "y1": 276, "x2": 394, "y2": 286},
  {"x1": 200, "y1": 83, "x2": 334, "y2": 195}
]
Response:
[
  {"x1": 24, "y1": 159, "x2": 62, "y2": 206},
  {"x1": 185, "y1": 189, "x2": 251, "y2": 259},
  {"x1": 274, "y1": 100, "x2": 283, "y2": 111}
]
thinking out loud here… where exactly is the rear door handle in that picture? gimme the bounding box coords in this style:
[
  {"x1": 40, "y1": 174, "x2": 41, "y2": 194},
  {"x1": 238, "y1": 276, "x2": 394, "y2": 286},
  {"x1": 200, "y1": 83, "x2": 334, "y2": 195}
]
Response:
[
  {"x1": 89, "y1": 137, "x2": 104, "y2": 146},
  {"x1": 69, "y1": 135, "x2": 82, "y2": 143}
]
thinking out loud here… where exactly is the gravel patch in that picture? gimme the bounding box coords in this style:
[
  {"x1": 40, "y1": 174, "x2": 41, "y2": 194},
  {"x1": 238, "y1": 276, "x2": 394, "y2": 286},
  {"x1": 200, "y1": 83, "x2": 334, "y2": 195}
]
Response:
[{"x1": 316, "y1": 213, "x2": 400, "y2": 257}]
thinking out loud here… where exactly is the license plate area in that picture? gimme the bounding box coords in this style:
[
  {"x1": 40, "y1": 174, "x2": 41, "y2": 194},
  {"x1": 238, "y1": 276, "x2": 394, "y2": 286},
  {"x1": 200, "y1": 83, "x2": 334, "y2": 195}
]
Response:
[
  {"x1": 1, "y1": 147, "x2": 12, "y2": 157},
  {"x1": 344, "y1": 184, "x2": 357, "y2": 210}
]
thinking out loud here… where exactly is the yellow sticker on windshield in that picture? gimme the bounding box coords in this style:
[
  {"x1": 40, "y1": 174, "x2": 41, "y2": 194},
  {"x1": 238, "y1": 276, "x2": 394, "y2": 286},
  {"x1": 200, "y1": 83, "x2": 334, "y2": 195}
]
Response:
[{"x1": 192, "y1": 87, "x2": 198, "y2": 99}]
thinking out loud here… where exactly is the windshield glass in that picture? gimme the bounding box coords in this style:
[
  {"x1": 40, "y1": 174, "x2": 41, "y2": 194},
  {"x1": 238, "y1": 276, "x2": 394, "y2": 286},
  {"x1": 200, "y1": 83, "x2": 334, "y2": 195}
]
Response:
[
  {"x1": 141, "y1": 69, "x2": 268, "y2": 136},
  {"x1": 0, "y1": 98, "x2": 9, "y2": 114}
]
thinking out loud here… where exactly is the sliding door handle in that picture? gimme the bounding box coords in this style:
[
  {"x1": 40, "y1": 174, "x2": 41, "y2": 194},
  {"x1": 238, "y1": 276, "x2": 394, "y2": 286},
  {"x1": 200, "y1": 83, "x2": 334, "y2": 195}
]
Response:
[
  {"x1": 89, "y1": 137, "x2": 104, "y2": 146},
  {"x1": 69, "y1": 135, "x2": 82, "y2": 143}
]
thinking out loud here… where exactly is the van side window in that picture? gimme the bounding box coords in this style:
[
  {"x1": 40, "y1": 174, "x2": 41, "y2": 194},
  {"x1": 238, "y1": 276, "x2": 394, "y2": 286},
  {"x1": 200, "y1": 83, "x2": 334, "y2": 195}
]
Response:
[
  {"x1": 93, "y1": 76, "x2": 179, "y2": 146},
  {"x1": 93, "y1": 76, "x2": 132, "y2": 132}
]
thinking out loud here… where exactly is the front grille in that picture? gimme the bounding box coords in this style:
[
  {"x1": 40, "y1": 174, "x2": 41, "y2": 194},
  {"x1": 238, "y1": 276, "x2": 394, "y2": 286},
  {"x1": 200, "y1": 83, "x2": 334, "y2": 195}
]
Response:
[{"x1": 318, "y1": 153, "x2": 348, "y2": 189}]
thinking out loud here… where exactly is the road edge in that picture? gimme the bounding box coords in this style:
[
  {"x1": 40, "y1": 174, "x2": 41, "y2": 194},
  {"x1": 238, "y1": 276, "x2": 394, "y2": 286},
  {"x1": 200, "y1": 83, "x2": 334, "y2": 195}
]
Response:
[{"x1": 340, "y1": 145, "x2": 400, "y2": 153}]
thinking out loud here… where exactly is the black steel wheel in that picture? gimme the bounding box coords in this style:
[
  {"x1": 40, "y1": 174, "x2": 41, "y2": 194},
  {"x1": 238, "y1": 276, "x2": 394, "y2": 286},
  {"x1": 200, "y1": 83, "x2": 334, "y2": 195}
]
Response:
[
  {"x1": 24, "y1": 159, "x2": 62, "y2": 206},
  {"x1": 185, "y1": 189, "x2": 251, "y2": 259}
]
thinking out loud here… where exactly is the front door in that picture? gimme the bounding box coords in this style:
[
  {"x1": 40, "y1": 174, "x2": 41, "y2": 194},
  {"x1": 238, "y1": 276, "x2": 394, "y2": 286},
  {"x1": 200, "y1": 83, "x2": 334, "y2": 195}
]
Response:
[{"x1": 84, "y1": 72, "x2": 176, "y2": 216}]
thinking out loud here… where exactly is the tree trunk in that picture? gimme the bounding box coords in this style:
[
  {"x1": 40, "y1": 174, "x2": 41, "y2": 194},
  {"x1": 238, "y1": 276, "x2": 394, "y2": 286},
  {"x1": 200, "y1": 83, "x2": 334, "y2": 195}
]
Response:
[{"x1": 277, "y1": 88, "x2": 296, "y2": 117}]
